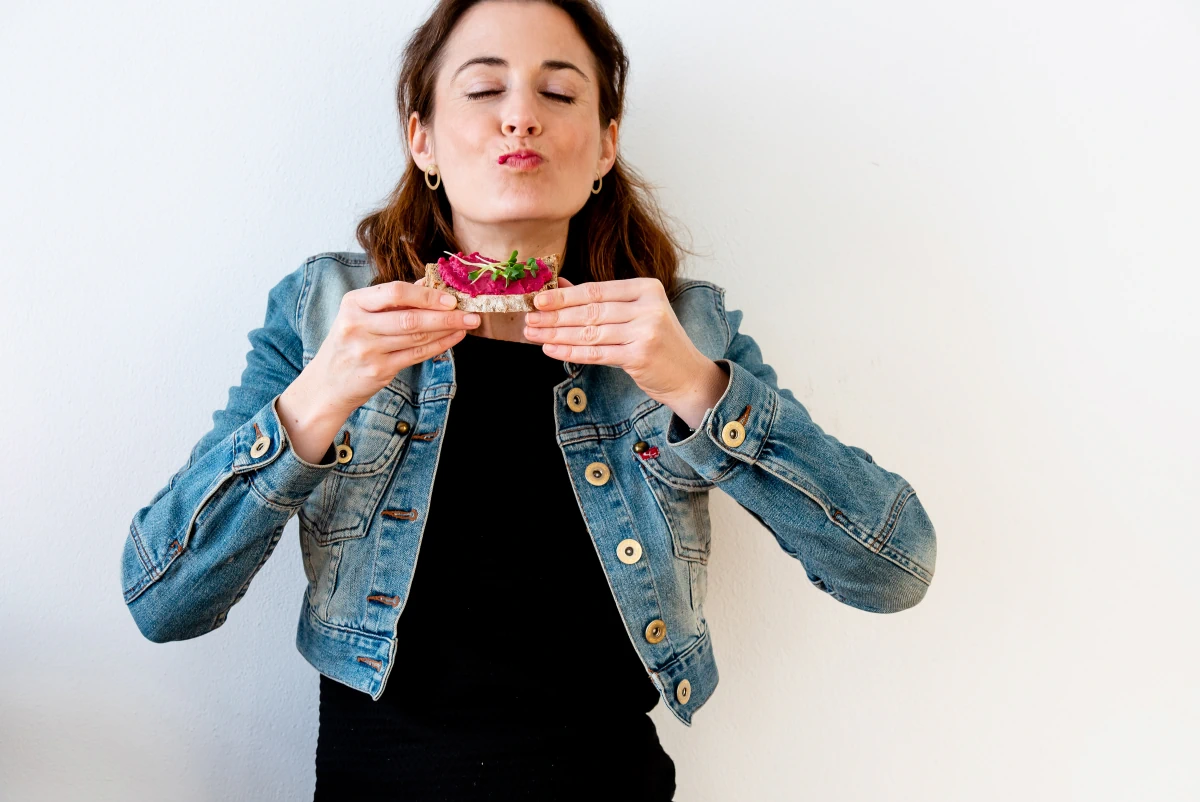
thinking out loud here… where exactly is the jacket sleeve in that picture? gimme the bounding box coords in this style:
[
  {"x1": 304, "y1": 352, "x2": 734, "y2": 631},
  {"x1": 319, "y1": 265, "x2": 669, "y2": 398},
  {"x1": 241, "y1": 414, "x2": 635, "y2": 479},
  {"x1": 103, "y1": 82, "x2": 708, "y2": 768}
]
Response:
[
  {"x1": 120, "y1": 261, "x2": 339, "y2": 642},
  {"x1": 663, "y1": 303, "x2": 936, "y2": 613}
]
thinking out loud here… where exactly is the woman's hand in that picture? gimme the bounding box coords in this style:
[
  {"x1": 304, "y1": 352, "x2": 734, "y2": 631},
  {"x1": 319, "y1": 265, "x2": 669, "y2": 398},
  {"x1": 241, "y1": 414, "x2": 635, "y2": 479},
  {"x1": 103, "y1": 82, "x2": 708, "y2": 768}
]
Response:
[
  {"x1": 309, "y1": 276, "x2": 480, "y2": 413},
  {"x1": 523, "y1": 276, "x2": 730, "y2": 427}
]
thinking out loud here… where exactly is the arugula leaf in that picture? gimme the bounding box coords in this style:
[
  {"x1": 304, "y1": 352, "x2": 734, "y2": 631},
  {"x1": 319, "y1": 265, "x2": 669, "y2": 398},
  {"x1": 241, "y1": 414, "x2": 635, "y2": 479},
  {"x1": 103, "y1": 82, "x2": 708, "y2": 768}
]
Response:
[{"x1": 456, "y1": 250, "x2": 542, "y2": 284}]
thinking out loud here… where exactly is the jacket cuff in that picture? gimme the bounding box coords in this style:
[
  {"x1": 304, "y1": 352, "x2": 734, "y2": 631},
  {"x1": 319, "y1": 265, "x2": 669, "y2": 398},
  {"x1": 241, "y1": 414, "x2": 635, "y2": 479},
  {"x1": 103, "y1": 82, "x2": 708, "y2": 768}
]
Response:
[
  {"x1": 231, "y1": 393, "x2": 338, "y2": 507},
  {"x1": 663, "y1": 358, "x2": 775, "y2": 482}
]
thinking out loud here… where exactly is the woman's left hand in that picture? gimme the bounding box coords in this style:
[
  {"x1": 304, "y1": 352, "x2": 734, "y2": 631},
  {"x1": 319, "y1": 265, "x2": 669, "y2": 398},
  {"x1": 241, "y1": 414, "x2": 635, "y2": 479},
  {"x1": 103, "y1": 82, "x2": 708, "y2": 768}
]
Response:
[{"x1": 524, "y1": 276, "x2": 729, "y2": 420}]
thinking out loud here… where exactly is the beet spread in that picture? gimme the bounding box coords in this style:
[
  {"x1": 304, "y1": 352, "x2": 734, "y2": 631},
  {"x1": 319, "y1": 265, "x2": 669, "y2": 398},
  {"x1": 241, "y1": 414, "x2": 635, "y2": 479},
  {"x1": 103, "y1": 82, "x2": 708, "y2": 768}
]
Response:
[{"x1": 436, "y1": 251, "x2": 552, "y2": 297}]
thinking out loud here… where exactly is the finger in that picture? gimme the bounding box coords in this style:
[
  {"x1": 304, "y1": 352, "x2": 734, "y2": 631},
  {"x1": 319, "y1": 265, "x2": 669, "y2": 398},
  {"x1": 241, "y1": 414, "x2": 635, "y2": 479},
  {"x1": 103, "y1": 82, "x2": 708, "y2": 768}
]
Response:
[
  {"x1": 532, "y1": 278, "x2": 642, "y2": 311},
  {"x1": 539, "y1": 342, "x2": 621, "y2": 364},
  {"x1": 524, "y1": 300, "x2": 637, "y2": 328},
  {"x1": 389, "y1": 329, "x2": 468, "y2": 362},
  {"x1": 379, "y1": 327, "x2": 467, "y2": 355},
  {"x1": 556, "y1": 276, "x2": 574, "y2": 288},
  {"x1": 357, "y1": 279, "x2": 458, "y2": 312},
  {"x1": 522, "y1": 321, "x2": 637, "y2": 347},
  {"x1": 363, "y1": 308, "x2": 481, "y2": 337}
]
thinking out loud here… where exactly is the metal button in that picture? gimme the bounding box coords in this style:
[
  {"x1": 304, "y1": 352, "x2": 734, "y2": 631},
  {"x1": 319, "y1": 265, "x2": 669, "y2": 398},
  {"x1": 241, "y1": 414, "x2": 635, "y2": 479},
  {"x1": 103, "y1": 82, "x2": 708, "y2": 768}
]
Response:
[
  {"x1": 632, "y1": 440, "x2": 649, "y2": 454},
  {"x1": 584, "y1": 461, "x2": 610, "y2": 486},
  {"x1": 335, "y1": 444, "x2": 353, "y2": 464},
  {"x1": 644, "y1": 619, "x2": 666, "y2": 644},
  {"x1": 616, "y1": 538, "x2": 642, "y2": 564},
  {"x1": 567, "y1": 387, "x2": 587, "y2": 412},
  {"x1": 250, "y1": 435, "x2": 271, "y2": 458},
  {"x1": 395, "y1": 420, "x2": 410, "y2": 435},
  {"x1": 721, "y1": 420, "x2": 746, "y2": 447},
  {"x1": 676, "y1": 678, "x2": 691, "y2": 704}
]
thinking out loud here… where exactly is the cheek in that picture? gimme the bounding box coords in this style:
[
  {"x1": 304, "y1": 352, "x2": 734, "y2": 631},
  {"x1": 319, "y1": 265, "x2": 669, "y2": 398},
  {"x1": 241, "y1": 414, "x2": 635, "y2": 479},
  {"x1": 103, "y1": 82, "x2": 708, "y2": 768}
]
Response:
[{"x1": 553, "y1": 128, "x2": 599, "y2": 174}]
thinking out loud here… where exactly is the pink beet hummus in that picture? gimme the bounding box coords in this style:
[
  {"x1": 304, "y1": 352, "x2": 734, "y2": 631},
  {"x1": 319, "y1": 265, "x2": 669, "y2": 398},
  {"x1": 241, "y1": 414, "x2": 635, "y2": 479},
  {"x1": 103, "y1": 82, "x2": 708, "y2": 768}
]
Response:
[{"x1": 436, "y1": 251, "x2": 552, "y2": 297}]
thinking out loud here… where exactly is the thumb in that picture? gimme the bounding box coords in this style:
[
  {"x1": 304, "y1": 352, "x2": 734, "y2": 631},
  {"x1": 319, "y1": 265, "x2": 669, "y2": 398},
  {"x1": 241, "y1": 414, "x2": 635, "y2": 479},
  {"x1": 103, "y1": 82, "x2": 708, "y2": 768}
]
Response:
[{"x1": 556, "y1": 276, "x2": 574, "y2": 288}]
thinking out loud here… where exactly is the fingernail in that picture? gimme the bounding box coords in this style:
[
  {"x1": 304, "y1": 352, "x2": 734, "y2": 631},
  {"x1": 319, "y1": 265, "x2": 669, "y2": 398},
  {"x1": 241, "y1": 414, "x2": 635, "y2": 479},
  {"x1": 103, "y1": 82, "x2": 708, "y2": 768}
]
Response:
[
  {"x1": 464, "y1": 313, "x2": 480, "y2": 325},
  {"x1": 534, "y1": 294, "x2": 547, "y2": 307},
  {"x1": 441, "y1": 294, "x2": 456, "y2": 307},
  {"x1": 526, "y1": 312, "x2": 542, "y2": 324}
]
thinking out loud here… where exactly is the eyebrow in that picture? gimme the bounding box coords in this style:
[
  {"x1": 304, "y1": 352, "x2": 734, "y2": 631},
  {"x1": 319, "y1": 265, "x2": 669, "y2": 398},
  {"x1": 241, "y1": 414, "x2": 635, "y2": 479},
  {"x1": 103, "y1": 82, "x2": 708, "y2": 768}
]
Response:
[{"x1": 452, "y1": 56, "x2": 590, "y2": 82}]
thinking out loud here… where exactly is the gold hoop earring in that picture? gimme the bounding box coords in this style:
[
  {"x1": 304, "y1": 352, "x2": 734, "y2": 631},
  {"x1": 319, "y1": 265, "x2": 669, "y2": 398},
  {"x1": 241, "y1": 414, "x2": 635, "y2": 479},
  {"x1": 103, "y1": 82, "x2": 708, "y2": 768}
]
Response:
[
  {"x1": 591, "y1": 175, "x2": 602, "y2": 195},
  {"x1": 425, "y1": 164, "x2": 441, "y2": 190}
]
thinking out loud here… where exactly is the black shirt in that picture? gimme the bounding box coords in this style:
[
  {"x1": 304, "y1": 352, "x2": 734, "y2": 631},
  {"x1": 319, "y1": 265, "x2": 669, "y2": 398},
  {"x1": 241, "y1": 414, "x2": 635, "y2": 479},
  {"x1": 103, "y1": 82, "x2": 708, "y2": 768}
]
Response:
[{"x1": 313, "y1": 327, "x2": 676, "y2": 801}]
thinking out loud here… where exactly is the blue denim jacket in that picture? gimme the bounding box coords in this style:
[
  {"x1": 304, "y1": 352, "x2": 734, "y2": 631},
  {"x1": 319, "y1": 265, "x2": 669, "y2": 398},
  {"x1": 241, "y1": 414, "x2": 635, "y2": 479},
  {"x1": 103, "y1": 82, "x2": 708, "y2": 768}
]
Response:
[{"x1": 120, "y1": 251, "x2": 936, "y2": 727}]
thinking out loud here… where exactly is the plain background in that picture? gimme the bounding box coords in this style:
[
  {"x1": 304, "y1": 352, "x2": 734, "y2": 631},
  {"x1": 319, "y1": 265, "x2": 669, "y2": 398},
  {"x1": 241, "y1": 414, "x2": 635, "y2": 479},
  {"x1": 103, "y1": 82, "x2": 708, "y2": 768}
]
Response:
[{"x1": 1, "y1": 1, "x2": 1197, "y2": 800}]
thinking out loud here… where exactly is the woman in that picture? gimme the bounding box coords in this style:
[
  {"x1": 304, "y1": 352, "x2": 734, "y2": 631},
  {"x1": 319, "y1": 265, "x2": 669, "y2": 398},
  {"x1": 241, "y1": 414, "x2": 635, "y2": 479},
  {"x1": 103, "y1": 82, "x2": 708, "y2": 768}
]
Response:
[{"x1": 120, "y1": 1, "x2": 937, "y2": 799}]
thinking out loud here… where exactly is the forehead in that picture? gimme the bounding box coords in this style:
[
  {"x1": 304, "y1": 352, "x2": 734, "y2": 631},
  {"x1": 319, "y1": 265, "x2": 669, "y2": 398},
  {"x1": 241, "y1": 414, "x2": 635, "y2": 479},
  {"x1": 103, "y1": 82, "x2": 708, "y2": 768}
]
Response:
[{"x1": 441, "y1": 1, "x2": 594, "y2": 77}]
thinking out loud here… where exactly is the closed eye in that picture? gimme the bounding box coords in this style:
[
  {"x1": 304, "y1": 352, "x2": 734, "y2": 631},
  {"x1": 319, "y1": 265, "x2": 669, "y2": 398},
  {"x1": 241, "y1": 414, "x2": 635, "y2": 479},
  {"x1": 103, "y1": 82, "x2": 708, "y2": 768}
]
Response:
[{"x1": 465, "y1": 89, "x2": 576, "y2": 104}]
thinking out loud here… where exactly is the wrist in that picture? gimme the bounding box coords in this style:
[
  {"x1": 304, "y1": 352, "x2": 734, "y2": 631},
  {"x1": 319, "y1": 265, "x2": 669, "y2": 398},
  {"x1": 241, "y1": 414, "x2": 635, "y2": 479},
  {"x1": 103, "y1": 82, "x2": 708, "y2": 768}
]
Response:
[
  {"x1": 278, "y1": 366, "x2": 353, "y2": 465},
  {"x1": 663, "y1": 355, "x2": 730, "y2": 431}
]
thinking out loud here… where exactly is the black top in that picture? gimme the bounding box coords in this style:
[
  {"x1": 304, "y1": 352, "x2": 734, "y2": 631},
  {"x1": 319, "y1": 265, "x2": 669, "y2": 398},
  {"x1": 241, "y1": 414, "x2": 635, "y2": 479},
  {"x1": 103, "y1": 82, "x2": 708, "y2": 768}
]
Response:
[{"x1": 313, "y1": 328, "x2": 676, "y2": 801}]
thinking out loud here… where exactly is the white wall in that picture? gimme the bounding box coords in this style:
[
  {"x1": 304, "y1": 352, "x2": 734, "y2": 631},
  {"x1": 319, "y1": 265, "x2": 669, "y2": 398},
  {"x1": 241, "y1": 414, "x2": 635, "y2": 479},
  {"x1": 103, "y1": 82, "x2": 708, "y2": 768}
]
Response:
[{"x1": 2, "y1": 1, "x2": 1196, "y2": 799}]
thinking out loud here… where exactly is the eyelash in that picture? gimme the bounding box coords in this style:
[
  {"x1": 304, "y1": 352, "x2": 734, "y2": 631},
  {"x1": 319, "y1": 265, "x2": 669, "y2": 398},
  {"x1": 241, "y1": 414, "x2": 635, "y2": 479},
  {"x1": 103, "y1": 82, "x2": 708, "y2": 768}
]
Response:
[{"x1": 465, "y1": 89, "x2": 575, "y2": 104}]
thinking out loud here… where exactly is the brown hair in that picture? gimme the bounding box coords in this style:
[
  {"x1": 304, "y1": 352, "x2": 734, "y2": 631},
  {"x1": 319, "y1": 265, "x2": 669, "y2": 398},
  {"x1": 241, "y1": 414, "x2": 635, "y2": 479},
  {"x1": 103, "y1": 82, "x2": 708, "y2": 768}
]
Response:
[{"x1": 356, "y1": 0, "x2": 693, "y2": 294}]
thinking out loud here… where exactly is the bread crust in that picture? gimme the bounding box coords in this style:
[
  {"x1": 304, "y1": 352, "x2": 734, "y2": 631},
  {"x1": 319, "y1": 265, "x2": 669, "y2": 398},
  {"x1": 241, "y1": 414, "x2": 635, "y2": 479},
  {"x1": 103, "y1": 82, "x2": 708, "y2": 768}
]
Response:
[{"x1": 424, "y1": 254, "x2": 560, "y2": 313}]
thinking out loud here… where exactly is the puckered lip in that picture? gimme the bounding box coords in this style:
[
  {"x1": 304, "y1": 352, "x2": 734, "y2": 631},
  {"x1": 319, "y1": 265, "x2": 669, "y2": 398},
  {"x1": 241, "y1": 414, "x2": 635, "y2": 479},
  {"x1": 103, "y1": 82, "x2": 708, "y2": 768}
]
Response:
[{"x1": 498, "y1": 149, "x2": 545, "y2": 165}]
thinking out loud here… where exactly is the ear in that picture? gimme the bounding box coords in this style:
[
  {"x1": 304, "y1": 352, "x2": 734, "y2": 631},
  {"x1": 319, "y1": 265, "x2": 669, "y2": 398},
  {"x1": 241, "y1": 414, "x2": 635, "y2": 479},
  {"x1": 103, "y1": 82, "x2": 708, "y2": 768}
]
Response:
[
  {"x1": 408, "y1": 111, "x2": 434, "y2": 171},
  {"x1": 597, "y1": 118, "x2": 618, "y2": 178}
]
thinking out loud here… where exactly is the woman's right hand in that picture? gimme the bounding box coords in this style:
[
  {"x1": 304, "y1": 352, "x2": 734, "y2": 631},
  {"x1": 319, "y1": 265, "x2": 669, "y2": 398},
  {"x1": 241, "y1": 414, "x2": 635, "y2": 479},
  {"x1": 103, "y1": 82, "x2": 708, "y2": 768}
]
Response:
[{"x1": 309, "y1": 276, "x2": 478, "y2": 413}]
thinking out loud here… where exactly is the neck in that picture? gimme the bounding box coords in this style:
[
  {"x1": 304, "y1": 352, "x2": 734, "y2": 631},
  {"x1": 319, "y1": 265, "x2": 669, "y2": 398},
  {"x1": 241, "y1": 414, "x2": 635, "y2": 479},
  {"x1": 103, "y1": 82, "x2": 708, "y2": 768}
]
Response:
[{"x1": 451, "y1": 216, "x2": 569, "y2": 265}]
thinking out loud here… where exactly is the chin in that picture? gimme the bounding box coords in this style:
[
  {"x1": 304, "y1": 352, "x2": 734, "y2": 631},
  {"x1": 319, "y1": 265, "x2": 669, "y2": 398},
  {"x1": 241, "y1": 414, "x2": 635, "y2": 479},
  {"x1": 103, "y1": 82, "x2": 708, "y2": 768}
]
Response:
[{"x1": 475, "y1": 199, "x2": 575, "y2": 224}]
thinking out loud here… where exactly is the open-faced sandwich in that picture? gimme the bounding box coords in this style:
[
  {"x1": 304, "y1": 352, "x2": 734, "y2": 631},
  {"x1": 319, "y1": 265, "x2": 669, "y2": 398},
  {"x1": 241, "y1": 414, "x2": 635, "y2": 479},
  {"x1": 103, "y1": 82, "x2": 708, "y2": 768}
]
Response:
[{"x1": 425, "y1": 249, "x2": 561, "y2": 313}]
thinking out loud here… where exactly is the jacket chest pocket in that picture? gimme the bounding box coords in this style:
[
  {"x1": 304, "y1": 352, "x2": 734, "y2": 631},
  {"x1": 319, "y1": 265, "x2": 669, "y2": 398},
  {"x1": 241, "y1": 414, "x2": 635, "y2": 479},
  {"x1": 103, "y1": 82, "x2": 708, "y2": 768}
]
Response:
[
  {"x1": 631, "y1": 405, "x2": 714, "y2": 565},
  {"x1": 299, "y1": 398, "x2": 414, "y2": 546}
]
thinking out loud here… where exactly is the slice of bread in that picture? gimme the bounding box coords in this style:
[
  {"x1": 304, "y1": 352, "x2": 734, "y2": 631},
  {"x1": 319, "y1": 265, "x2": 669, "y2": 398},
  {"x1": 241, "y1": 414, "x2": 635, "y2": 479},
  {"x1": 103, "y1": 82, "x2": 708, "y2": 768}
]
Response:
[{"x1": 424, "y1": 254, "x2": 560, "y2": 313}]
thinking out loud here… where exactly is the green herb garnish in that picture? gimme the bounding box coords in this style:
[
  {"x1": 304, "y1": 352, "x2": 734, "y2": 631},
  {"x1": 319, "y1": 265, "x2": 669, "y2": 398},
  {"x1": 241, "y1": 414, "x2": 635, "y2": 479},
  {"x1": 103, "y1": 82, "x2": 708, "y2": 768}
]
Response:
[{"x1": 446, "y1": 249, "x2": 540, "y2": 288}]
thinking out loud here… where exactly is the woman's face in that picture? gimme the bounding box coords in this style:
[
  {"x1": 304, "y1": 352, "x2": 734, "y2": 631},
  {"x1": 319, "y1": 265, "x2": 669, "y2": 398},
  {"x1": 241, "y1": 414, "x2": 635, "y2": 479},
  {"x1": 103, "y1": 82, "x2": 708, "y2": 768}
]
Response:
[{"x1": 408, "y1": 0, "x2": 617, "y2": 230}]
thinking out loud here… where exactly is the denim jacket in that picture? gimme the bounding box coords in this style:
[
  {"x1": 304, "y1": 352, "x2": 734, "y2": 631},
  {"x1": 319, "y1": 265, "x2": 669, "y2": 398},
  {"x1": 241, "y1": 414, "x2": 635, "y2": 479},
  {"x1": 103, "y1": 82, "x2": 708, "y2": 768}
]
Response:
[{"x1": 120, "y1": 251, "x2": 936, "y2": 727}]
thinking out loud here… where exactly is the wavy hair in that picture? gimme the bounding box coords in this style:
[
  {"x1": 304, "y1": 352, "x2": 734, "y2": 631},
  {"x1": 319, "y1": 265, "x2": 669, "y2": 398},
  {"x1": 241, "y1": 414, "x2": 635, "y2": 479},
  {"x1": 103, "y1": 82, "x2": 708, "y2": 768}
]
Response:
[{"x1": 357, "y1": 0, "x2": 693, "y2": 294}]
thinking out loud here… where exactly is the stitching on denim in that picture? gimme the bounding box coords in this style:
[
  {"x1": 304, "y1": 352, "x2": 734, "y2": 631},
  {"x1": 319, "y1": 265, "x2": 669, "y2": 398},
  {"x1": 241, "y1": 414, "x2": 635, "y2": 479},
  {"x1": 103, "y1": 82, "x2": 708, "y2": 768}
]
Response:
[
  {"x1": 879, "y1": 541, "x2": 932, "y2": 584},
  {"x1": 305, "y1": 251, "x2": 369, "y2": 268},
  {"x1": 215, "y1": 518, "x2": 288, "y2": 630},
  {"x1": 745, "y1": 455, "x2": 932, "y2": 583},
  {"x1": 867, "y1": 483, "x2": 915, "y2": 553},
  {"x1": 667, "y1": 277, "x2": 724, "y2": 303},
  {"x1": 381, "y1": 508, "x2": 418, "y2": 520},
  {"x1": 245, "y1": 473, "x2": 304, "y2": 512},
  {"x1": 603, "y1": 449, "x2": 680, "y2": 655},
  {"x1": 701, "y1": 378, "x2": 778, "y2": 482},
  {"x1": 736, "y1": 403, "x2": 751, "y2": 426},
  {"x1": 296, "y1": 260, "x2": 312, "y2": 337},
  {"x1": 718, "y1": 286, "x2": 731, "y2": 349},
  {"x1": 635, "y1": 459, "x2": 710, "y2": 565},
  {"x1": 128, "y1": 519, "x2": 158, "y2": 579}
]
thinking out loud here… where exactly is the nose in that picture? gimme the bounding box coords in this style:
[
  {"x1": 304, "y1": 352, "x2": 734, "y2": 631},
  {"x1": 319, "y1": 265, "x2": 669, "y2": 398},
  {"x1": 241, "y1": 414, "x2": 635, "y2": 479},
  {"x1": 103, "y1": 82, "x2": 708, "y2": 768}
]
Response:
[{"x1": 501, "y1": 87, "x2": 542, "y2": 137}]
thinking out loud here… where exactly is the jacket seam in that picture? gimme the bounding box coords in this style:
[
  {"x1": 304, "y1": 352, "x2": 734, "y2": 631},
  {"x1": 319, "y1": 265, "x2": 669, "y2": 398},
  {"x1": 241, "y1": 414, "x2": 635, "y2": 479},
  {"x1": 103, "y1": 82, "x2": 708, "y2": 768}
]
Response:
[
  {"x1": 717, "y1": 285, "x2": 731, "y2": 347},
  {"x1": 870, "y1": 483, "x2": 916, "y2": 553},
  {"x1": 215, "y1": 517, "x2": 289, "y2": 630},
  {"x1": 246, "y1": 473, "x2": 307, "y2": 513},
  {"x1": 128, "y1": 518, "x2": 157, "y2": 580},
  {"x1": 749, "y1": 456, "x2": 932, "y2": 584},
  {"x1": 297, "y1": 259, "x2": 314, "y2": 343},
  {"x1": 605, "y1": 445, "x2": 679, "y2": 655},
  {"x1": 304, "y1": 251, "x2": 369, "y2": 269},
  {"x1": 667, "y1": 278, "x2": 725, "y2": 307},
  {"x1": 695, "y1": 379, "x2": 778, "y2": 484}
]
